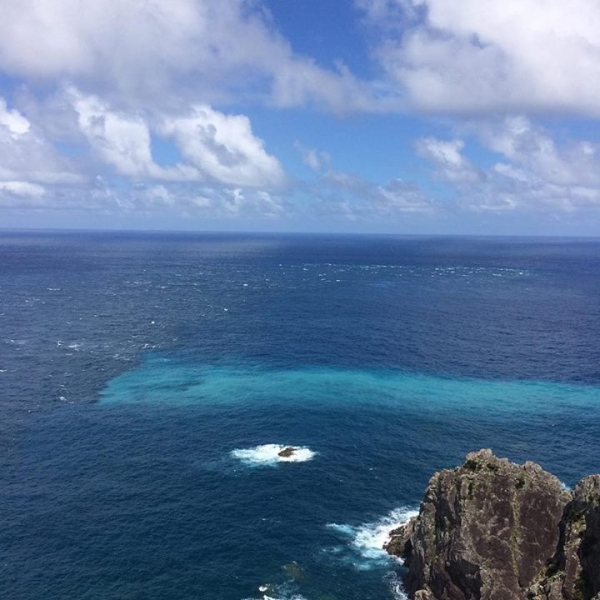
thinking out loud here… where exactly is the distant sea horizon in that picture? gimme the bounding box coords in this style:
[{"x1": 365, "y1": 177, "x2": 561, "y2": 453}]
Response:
[{"x1": 3, "y1": 226, "x2": 600, "y2": 239}]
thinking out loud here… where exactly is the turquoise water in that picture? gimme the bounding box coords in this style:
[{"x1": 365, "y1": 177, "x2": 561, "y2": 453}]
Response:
[{"x1": 100, "y1": 355, "x2": 600, "y2": 417}]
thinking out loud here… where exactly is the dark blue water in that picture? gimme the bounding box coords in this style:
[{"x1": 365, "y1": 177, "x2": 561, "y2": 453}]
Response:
[{"x1": 2, "y1": 232, "x2": 600, "y2": 600}]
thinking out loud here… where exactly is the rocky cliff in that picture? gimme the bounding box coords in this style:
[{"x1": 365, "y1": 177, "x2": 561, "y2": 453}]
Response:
[{"x1": 386, "y1": 450, "x2": 600, "y2": 600}]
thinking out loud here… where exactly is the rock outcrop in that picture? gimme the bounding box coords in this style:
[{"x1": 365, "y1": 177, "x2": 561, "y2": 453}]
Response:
[
  {"x1": 386, "y1": 450, "x2": 600, "y2": 600},
  {"x1": 278, "y1": 447, "x2": 297, "y2": 458},
  {"x1": 528, "y1": 475, "x2": 600, "y2": 600}
]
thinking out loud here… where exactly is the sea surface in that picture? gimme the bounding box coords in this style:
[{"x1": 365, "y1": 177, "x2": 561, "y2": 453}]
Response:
[{"x1": 1, "y1": 231, "x2": 600, "y2": 600}]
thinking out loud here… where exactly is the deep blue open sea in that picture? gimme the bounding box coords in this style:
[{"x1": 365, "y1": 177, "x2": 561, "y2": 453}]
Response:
[{"x1": 2, "y1": 231, "x2": 600, "y2": 600}]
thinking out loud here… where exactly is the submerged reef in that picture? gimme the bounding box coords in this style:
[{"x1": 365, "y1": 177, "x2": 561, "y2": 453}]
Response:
[{"x1": 386, "y1": 449, "x2": 600, "y2": 600}]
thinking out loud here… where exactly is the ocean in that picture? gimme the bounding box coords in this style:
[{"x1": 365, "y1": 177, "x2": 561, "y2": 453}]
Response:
[{"x1": 1, "y1": 231, "x2": 600, "y2": 600}]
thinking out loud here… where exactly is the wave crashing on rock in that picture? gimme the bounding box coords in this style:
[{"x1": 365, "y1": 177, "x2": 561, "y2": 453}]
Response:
[{"x1": 230, "y1": 444, "x2": 316, "y2": 467}]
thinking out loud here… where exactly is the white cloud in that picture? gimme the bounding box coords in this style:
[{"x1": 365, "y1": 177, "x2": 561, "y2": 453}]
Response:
[
  {"x1": 360, "y1": 0, "x2": 600, "y2": 115},
  {"x1": 0, "y1": 86, "x2": 288, "y2": 217},
  {"x1": 377, "y1": 179, "x2": 434, "y2": 213},
  {"x1": 0, "y1": 95, "x2": 82, "y2": 187},
  {"x1": 2, "y1": 0, "x2": 600, "y2": 120},
  {"x1": 0, "y1": 98, "x2": 31, "y2": 137},
  {"x1": 159, "y1": 105, "x2": 285, "y2": 188},
  {"x1": 0, "y1": 181, "x2": 46, "y2": 197},
  {"x1": 478, "y1": 116, "x2": 600, "y2": 188},
  {"x1": 417, "y1": 118, "x2": 600, "y2": 213},
  {"x1": 128, "y1": 184, "x2": 285, "y2": 218},
  {"x1": 0, "y1": 0, "x2": 373, "y2": 113},
  {"x1": 72, "y1": 91, "x2": 159, "y2": 178},
  {"x1": 415, "y1": 137, "x2": 480, "y2": 182},
  {"x1": 68, "y1": 89, "x2": 285, "y2": 188}
]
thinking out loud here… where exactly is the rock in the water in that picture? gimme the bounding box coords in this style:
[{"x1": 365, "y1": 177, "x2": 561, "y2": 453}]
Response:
[
  {"x1": 388, "y1": 449, "x2": 571, "y2": 600},
  {"x1": 282, "y1": 560, "x2": 306, "y2": 582},
  {"x1": 278, "y1": 447, "x2": 297, "y2": 458}
]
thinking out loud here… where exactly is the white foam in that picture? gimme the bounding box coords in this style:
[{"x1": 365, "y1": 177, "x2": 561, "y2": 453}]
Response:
[
  {"x1": 241, "y1": 582, "x2": 307, "y2": 600},
  {"x1": 230, "y1": 444, "x2": 316, "y2": 467},
  {"x1": 242, "y1": 595, "x2": 307, "y2": 600},
  {"x1": 386, "y1": 572, "x2": 410, "y2": 600},
  {"x1": 326, "y1": 507, "x2": 418, "y2": 570},
  {"x1": 260, "y1": 595, "x2": 306, "y2": 600}
]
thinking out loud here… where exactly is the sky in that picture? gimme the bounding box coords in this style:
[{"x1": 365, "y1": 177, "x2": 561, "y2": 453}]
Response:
[{"x1": 1, "y1": 0, "x2": 600, "y2": 235}]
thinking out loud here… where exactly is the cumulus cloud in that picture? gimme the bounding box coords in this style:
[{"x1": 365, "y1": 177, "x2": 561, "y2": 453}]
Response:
[
  {"x1": 478, "y1": 117, "x2": 600, "y2": 188},
  {"x1": 159, "y1": 105, "x2": 286, "y2": 188},
  {"x1": 359, "y1": 0, "x2": 600, "y2": 116},
  {"x1": 67, "y1": 89, "x2": 285, "y2": 188},
  {"x1": 0, "y1": 96, "x2": 82, "y2": 188},
  {"x1": 415, "y1": 138, "x2": 480, "y2": 183},
  {"x1": 0, "y1": 0, "x2": 373, "y2": 113},
  {"x1": 0, "y1": 98, "x2": 31, "y2": 137},
  {"x1": 0, "y1": 89, "x2": 287, "y2": 215},
  {"x1": 72, "y1": 91, "x2": 161, "y2": 178},
  {"x1": 417, "y1": 118, "x2": 600, "y2": 212}
]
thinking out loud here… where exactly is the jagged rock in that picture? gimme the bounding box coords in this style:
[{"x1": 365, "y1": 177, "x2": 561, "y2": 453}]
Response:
[
  {"x1": 387, "y1": 449, "x2": 571, "y2": 600},
  {"x1": 528, "y1": 475, "x2": 600, "y2": 600},
  {"x1": 385, "y1": 519, "x2": 415, "y2": 558}
]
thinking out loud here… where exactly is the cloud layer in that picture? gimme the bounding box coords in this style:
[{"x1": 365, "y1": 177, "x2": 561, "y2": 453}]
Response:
[
  {"x1": 1, "y1": 1, "x2": 600, "y2": 231},
  {"x1": 3, "y1": 0, "x2": 600, "y2": 117},
  {"x1": 0, "y1": 0, "x2": 373, "y2": 113},
  {"x1": 360, "y1": 0, "x2": 600, "y2": 115},
  {"x1": 417, "y1": 117, "x2": 600, "y2": 213},
  {"x1": 0, "y1": 88, "x2": 286, "y2": 216}
]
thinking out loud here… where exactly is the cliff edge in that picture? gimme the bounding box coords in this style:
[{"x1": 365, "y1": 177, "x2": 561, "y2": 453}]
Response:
[{"x1": 386, "y1": 450, "x2": 600, "y2": 600}]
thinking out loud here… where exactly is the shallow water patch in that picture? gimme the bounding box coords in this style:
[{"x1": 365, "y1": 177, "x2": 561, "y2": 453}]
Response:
[{"x1": 98, "y1": 354, "x2": 600, "y2": 418}]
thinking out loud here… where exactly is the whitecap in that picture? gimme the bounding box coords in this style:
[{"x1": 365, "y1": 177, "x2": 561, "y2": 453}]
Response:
[
  {"x1": 326, "y1": 507, "x2": 418, "y2": 570},
  {"x1": 230, "y1": 444, "x2": 316, "y2": 467}
]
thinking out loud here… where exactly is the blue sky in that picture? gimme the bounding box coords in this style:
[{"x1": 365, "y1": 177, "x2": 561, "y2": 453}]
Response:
[{"x1": 1, "y1": 0, "x2": 600, "y2": 235}]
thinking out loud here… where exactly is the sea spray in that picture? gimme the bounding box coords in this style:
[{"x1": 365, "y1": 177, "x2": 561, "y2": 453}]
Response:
[{"x1": 326, "y1": 507, "x2": 418, "y2": 570}]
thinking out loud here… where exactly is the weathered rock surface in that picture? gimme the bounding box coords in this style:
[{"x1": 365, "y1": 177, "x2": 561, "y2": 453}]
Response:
[
  {"x1": 527, "y1": 475, "x2": 600, "y2": 600},
  {"x1": 386, "y1": 449, "x2": 574, "y2": 600}
]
